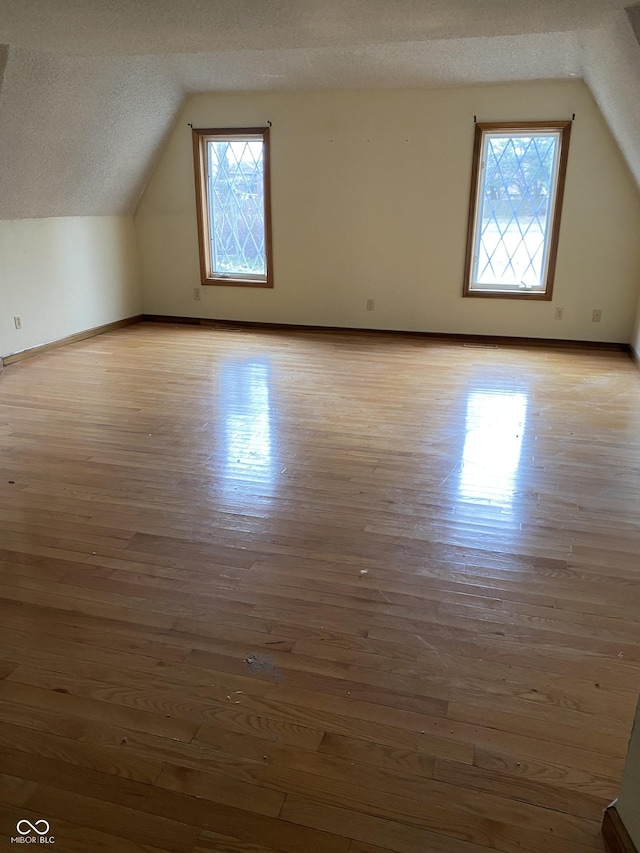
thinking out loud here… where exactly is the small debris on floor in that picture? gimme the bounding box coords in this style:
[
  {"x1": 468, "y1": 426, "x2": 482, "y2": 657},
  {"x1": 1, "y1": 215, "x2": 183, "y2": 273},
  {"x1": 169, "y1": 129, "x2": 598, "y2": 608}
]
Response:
[{"x1": 226, "y1": 691, "x2": 247, "y2": 704}]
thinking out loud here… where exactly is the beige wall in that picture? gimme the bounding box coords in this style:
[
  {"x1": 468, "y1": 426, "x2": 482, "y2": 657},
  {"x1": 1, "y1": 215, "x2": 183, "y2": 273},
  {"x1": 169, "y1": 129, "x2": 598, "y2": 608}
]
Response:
[
  {"x1": 136, "y1": 81, "x2": 640, "y2": 342},
  {"x1": 631, "y1": 289, "x2": 640, "y2": 357},
  {"x1": 618, "y1": 696, "x2": 640, "y2": 846},
  {"x1": 0, "y1": 215, "x2": 141, "y2": 358}
]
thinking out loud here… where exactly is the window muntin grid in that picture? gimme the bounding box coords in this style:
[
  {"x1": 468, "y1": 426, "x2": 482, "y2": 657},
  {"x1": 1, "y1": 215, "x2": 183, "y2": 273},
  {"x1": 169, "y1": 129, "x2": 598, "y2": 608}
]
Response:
[{"x1": 207, "y1": 137, "x2": 266, "y2": 280}]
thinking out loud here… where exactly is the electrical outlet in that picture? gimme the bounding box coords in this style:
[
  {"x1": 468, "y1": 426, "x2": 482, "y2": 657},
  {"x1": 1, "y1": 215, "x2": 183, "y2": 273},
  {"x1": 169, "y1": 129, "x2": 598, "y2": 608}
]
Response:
[
  {"x1": 13, "y1": 316, "x2": 21, "y2": 329},
  {"x1": 592, "y1": 309, "x2": 602, "y2": 322},
  {"x1": 193, "y1": 288, "x2": 201, "y2": 301},
  {"x1": 555, "y1": 308, "x2": 564, "y2": 320},
  {"x1": 366, "y1": 299, "x2": 375, "y2": 311}
]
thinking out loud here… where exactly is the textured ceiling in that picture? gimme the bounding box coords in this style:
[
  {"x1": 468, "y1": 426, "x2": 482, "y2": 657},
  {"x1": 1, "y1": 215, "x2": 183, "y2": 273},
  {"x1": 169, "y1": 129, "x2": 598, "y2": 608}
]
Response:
[
  {"x1": 0, "y1": 0, "x2": 628, "y2": 54},
  {"x1": 0, "y1": 0, "x2": 639, "y2": 219}
]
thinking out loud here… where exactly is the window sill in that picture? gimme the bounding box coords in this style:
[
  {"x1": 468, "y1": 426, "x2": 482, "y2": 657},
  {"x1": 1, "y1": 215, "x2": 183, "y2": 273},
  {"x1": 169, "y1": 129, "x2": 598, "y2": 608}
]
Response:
[
  {"x1": 202, "y1": 277, "x2": 273, "y2": 289},
  {"x1": 463, "y1": 289, "x2": 552, "y2": 301}
]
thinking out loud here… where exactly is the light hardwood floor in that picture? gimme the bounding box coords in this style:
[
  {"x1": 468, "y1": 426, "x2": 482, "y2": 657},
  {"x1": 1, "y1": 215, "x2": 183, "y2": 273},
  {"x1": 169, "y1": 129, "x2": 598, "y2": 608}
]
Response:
[{"x1": 1, "y1": 322, "x2": 639, "y2": 852}]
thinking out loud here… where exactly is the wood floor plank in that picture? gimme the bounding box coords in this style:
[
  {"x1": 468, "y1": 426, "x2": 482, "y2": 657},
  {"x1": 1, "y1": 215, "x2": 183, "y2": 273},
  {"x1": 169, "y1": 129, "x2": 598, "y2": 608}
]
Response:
[
  {"x1": 432, "y1": 758, "x2": 605, "y2": 821},
  {"x1": 0, "y1": 679, "x2": 199, "y2": 742},
  {"x1": 0, "y1": 748, "x2": 350, "y2": 853},
  {"x1": 473, "y1": 746, "x2": 619, "y2": 799},
  {"x1": 155, "y1": 763, "x2": 285, "y2": 817},
  {"x1": 281, "y1": 794, "x2": 493, "y2": 853},
  {"x1": 446, "y1": 702, "x2": 629, "y2": 759},
  {"x1": 1, "y1": 323, "x2": 637, "y2": 850},
  {"x1": 20, "y1": 788, "x2": 201, "y2": 852},
  {"x1": 0, "y1": 773, "x2": 38, "y2": 808},
  {"x1": 271, "y1": 766, "x2": 605, "y2": 851},
  {"x1": 0, "y1": 719, "x2": 164, "y2": 784},
  {"x1": 0, "y1": 803, "x2": 173, "y2": 852},
  {"x1": 319, "y1": 728, "x2": 472, "y2": 768},
  {"x1": 194, "y1": 831, "x2": 282, "y2": 852}
]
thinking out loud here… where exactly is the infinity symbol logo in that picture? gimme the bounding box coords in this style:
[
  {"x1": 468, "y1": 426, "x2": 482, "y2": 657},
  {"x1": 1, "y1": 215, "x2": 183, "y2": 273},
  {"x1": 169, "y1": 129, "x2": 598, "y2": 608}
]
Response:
[{"x1": 16, "y1": 819, "x2": 50, "y2": 836}]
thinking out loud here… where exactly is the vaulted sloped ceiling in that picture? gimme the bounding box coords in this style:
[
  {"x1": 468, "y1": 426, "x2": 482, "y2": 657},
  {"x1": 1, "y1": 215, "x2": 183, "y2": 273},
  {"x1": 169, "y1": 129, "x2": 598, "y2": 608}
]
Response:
[
  {"x1": 0, "y1": 0, "x2": 639, "y2": 219},
  {"x1": 581, "y1": 9, "x2": 640, "y2": 189}
]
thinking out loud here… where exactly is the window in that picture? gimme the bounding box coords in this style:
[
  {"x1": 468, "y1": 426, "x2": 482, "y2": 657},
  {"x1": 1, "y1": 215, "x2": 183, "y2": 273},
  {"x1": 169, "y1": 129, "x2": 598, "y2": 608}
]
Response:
[
  {"x1": 463, "y1": 121, "x2": 571, "y2": 300},
  {"x1": 192, "y1": 127, "x2": 273, "y2": 287}
]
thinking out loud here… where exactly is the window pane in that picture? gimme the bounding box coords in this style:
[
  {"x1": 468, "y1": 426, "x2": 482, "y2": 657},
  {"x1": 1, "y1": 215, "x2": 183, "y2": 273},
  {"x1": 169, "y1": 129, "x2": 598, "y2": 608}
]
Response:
[
  {"x1": 473, "y1": 132, "x2": 560, "y2": 290},
  {"x1": 207, "y1": 138, "x2": 266, "y2": 278}
]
